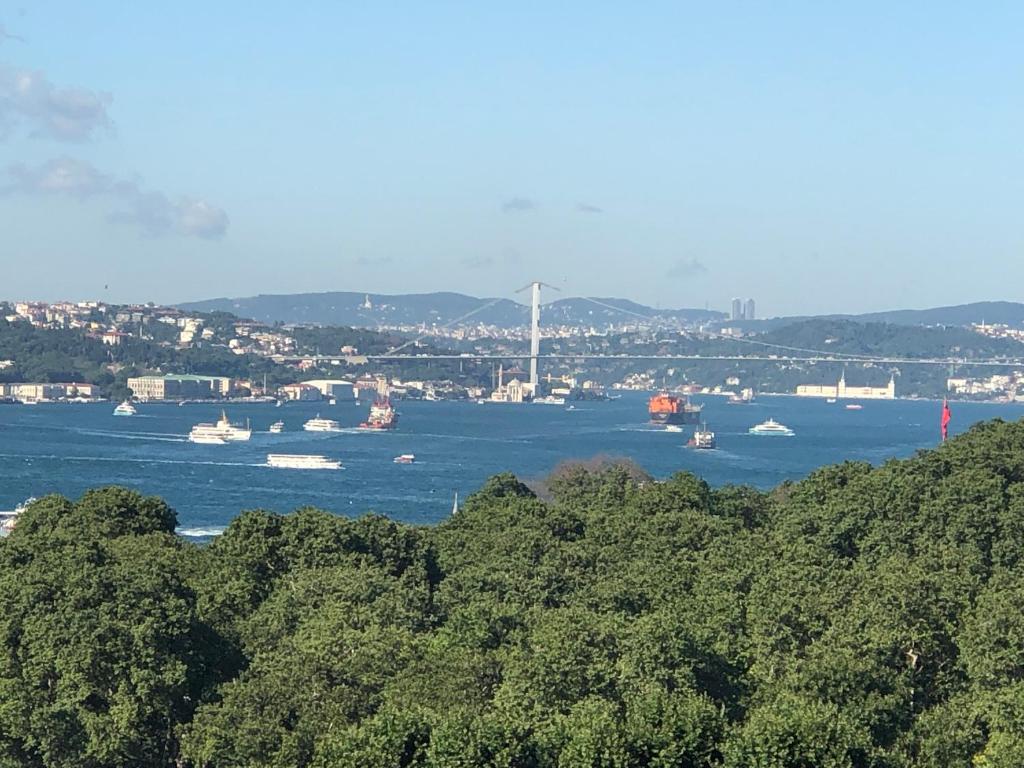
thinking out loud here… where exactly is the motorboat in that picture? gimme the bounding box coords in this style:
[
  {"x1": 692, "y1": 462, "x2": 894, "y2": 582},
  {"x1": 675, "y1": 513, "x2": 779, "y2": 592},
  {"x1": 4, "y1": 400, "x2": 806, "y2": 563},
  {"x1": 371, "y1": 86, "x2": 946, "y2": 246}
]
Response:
[
  {"x1": 393, "y1": 454, "x2": 416, "y2": 464},
  {"x1": 269, "y1": 420, "x2": 285, "y2": 433},
  {"x1": 845, "y1": 403, "x2": 863, "y2": 410},
  {"x1": 748, "y1": 418, "x2": 795, "y2": 436},
  {"x1": 112, "y1": 400, "x2": 137, "y2": 416}
]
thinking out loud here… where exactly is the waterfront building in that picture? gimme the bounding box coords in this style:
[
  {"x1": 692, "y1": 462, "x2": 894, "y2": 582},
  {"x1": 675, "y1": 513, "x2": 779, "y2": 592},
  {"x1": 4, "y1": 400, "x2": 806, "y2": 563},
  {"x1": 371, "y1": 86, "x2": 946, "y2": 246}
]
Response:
[
  {"x1": 127, "y1": 374, "x2": 232, "y2": 401},
  {"x1": 279, "y1": 383, "x2": 322, "y2": 401},
  {"x1": 300, "y1": 379, "x2": 356, "y2": 400},
  {"x1": 795, "y1": 372, "x2": 896, "y2": 400}
]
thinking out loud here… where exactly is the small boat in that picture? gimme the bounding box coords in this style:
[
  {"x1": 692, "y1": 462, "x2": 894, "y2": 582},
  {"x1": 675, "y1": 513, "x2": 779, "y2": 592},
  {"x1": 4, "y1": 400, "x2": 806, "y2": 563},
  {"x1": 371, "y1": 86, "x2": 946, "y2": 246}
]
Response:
[
  {"x1": 393, "y1": 454, "x2": 416, "y2": 464},
  {"x1": 748, "y1": 418, "x2": 795, "y2": 436},
  {"x1": 269, "y1": 420, "x2": 285, "y2": 433},
  {"x1": 329, "y1": 397, "x2": 337, "y2": 405},
  {"x1": 826, "y1": 398, "x2": 837, "y2": 404},
  {"x1": 266, "y1": 453, "x2": 342, "y2": 470},
  {"x1": 688, "y1": 425, "x2": 716, "y2": 449},
  {"x1": 664, "y1": 425, "x2": 684, "y2": 433},
  {"x1": 304, "y1": 415, "x2": 343, "y2": 432},
  {"x1": 112, "y1": 400, "x2": 137, "y2": 416},
  {"x1": 565, "y1": 404, "x2": 576, "y2": 411},
  {"x1": 275, "y1": 399, "x2": 284, "y2": 408},
  {"x1": 1, "y1": 497, "x2": 35, "y2": 537},
  {"x1": 845, "y1": 403, "x2": 863, "y2": 410}
]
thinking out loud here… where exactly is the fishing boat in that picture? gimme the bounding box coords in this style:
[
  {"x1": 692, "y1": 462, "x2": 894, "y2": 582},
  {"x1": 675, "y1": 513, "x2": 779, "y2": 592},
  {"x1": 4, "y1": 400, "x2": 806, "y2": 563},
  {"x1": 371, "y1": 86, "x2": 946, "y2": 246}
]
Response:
[
  {"x1": 688, "y1": 425, "x2": 717, "y2": 449},
  {"x1": 266, "y1": 453, "x2": 342, "y2": 470},
  {"x1": 112, "y1": 400, "x2": 137, "y2": 416},
  {"x1": 303, "y1": 415, "x2": 343, "y2": 432},
  {"x1": 269, "y1": 420, "x2": 285, "y2": 433},
  {"x1": 748, "y1": 418, "x2": 795, "y2": 436},
  {"x1": 393, "y1": 454, "x2": 416, "y2": 464}
]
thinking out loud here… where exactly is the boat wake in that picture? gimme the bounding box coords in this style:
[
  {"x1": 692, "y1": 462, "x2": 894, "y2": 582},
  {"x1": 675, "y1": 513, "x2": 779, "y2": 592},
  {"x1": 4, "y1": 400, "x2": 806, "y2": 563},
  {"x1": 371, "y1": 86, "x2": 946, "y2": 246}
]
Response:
[{"x1": 176, "y1": 527, "x2": 226, "y2": 538}]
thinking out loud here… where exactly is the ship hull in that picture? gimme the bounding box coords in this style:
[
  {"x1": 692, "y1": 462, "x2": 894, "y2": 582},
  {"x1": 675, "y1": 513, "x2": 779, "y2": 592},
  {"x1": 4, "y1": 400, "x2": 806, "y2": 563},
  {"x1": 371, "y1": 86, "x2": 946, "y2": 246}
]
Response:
[{"x1": 649, "y1": 410, "x2": 701, "y2": 425}]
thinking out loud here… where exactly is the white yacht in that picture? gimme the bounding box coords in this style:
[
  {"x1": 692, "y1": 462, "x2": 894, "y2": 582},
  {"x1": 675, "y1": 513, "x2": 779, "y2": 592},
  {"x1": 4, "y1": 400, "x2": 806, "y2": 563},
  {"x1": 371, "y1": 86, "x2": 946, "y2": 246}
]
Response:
[
  {"x1": 303, "y1": 415, "x2": 343, "y2": 432},
  {"x1": 269, "y1": 420, "x2": 285, "y2": 433},
  {"x1": 1, "y1": 497, "x2": 35, "y2": 537},
  {"x1": 748, "y1": 418, "x2": 795, "y2": 436},
  {"x1": 188, "y1": 411, "x2": 252, "y2": 443},
  {"x1": 266, "y1": 453, "x2": 342, "y2": 470},
  {"x1": 112, "y1": 400, "x2": 137, "y2": 416}
]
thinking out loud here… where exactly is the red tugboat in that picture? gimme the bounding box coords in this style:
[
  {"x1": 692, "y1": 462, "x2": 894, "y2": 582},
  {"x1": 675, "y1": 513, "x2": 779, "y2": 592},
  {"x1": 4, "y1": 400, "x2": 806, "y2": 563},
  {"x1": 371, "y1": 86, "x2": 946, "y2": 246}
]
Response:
[
  {"x1": 360, "y1": 396, "x2": 398, "y2": 430},
  {"x1": 648, "y1": 392, "x2": 702, "y2": 425}
]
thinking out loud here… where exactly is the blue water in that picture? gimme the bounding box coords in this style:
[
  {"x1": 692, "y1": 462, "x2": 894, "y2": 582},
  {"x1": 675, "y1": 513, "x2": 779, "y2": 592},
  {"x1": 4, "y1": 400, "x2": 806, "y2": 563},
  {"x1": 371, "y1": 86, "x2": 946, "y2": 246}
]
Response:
[{"x1": 0, "y1": 394, "x2": 1020, "y2": 536}]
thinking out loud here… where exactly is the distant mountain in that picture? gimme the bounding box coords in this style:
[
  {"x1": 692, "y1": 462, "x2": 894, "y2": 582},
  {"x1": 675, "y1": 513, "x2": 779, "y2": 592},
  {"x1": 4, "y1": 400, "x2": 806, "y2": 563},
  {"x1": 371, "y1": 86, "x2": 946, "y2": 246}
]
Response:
[
  {"x1": 177, "y1": 291, "x2": 724, "y2": 328},
  {"x1": 723, "y1": 301, "x2": 1024, "y2": 332}
]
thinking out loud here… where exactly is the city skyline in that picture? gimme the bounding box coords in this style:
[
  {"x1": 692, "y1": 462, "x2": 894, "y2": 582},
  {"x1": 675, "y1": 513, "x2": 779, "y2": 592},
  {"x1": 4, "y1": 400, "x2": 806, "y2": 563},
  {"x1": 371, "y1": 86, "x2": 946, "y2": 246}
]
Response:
[{"x1": 1, "y1": 2, "x2": 1022, "y2": 316}]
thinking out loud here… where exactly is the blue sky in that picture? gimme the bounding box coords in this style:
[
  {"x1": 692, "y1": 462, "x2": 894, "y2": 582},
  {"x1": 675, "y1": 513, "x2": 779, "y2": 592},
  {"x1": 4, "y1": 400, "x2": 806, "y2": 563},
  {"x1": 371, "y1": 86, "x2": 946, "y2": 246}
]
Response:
[{"x1": 1, "y1": 2, "x2": 1022, "y2": 316}]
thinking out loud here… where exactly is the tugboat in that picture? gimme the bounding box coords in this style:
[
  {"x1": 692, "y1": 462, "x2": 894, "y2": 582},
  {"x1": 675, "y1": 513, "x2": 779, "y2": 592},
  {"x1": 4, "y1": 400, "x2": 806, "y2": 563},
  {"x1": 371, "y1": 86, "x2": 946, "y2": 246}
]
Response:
[
  {"x1": 360, "y1": 397, "x2": 398, "y2": 430},
  {"x1": 688, "y1": 424, "x2": 717, "y2": 449},
  {"x1": 648, "y1": 392, "x2": 702, "y2": 425}
]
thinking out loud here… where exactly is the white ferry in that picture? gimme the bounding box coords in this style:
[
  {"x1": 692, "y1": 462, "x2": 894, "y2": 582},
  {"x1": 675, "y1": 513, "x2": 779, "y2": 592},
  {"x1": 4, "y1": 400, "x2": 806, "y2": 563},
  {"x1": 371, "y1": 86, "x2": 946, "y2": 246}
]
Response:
[
  {"x1": 748, "y1": 418, "x2": 795, "y2": 436},
  {"x1": 188, "y1": 411, "x2": 252, "y2": 443},
  {"x1": 266, "y1": 453, "x2": 342, "y2": 470},
  {"x1": 112, "y1": 400, "x2": 137, "y2": 416},
  {"x1": 303, "y1": 415, "x2": 343, "y2": 432},
  {"x1": 533, "y1": 395, "x2": 566, "y2": 405},
  {"x1": 269, "y1": 420, "x2": 285, "y2": 433}
]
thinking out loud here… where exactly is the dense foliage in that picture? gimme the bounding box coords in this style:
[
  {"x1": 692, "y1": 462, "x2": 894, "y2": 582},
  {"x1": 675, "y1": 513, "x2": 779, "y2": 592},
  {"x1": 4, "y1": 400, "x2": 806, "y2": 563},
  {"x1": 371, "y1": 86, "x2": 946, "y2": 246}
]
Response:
[{"x1": 5, "y1": 419, "x2": 1024, "y2": 765}]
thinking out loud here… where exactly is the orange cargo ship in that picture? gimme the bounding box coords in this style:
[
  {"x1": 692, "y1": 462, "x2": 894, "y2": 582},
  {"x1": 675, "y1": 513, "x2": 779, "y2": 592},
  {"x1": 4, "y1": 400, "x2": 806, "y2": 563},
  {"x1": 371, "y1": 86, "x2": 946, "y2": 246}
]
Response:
[{"x1": 649, "y1": 392, "x2": 702, "y2": 425}]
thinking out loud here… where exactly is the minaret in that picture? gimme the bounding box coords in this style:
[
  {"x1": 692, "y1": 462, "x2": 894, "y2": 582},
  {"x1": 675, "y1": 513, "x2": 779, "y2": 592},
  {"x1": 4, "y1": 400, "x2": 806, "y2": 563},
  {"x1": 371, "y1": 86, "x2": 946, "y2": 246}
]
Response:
[{"x1": 838, "y1": 369, "x2": 847, "y2": 399}]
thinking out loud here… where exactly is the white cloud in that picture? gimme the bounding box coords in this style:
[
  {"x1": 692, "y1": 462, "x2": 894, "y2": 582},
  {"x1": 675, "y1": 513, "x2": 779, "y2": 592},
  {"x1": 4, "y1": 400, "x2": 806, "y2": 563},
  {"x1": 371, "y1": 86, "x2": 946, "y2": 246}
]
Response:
[
  {"x1": 3, "y1": 156, "x2": 229, "y2": 239},
  {"x1": 0, "y1": 65, "x2": 113, "y2": 141}
]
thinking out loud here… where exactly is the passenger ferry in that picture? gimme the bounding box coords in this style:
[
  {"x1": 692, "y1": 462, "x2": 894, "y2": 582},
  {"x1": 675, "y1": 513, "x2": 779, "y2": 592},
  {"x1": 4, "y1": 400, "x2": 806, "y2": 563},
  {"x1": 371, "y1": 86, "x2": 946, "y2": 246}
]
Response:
[
  {"x1": 748, "y1": 418, "x2": 795, "y2": 436},
  {"x1": 112, "y1": 400, "x2": 137, "y2": 416},
  {"x1": 266, "y1": 453, "x2": 342, "y2": 470},
  {"x1": 188, "y1": 411, "x2": 252, "y2": 443},
  {"x1": 303, "y1": 415, "x2": 343, "y2": 432},
  {"x1": 533, "y1": 395, "x2": 566, "y2": 405}
]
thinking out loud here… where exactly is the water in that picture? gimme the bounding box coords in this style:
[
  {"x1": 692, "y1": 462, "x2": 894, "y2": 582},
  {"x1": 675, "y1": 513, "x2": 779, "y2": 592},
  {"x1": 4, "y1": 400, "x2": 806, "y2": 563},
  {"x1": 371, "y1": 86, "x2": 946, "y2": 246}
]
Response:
[{"x1": 0, "y1": 394, "x2": 1020, "y2": 536}]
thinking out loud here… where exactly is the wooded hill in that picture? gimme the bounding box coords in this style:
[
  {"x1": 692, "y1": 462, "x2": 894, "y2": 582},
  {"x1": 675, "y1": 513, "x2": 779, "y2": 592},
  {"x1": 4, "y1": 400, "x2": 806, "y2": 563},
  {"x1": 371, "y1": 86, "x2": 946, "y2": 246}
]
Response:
[{"x1": 4, "y1": 418, "x2": 1024, "y2": 765}]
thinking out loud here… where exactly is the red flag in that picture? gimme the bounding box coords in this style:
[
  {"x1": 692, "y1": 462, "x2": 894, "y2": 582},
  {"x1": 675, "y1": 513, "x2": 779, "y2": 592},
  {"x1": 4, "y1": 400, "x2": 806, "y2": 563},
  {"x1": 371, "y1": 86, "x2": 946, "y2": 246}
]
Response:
[{"x1": 941, "y1": 398, "x2": 951, "y2": 441}]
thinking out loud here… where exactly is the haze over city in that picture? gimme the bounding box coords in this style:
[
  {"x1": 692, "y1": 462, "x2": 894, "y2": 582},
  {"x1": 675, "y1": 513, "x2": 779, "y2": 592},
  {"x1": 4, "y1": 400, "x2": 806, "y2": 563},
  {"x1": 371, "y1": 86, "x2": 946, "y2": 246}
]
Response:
[{"x1": 2, "y1": 2, "x2": 1022, "y2": 315}]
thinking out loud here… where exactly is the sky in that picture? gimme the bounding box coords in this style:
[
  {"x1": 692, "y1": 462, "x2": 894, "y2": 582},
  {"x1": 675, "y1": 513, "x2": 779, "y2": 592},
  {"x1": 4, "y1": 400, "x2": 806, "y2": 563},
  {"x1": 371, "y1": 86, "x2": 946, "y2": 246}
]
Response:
[{"x1": 1, "y1": 2, "x2": 1022, "y2": 317}]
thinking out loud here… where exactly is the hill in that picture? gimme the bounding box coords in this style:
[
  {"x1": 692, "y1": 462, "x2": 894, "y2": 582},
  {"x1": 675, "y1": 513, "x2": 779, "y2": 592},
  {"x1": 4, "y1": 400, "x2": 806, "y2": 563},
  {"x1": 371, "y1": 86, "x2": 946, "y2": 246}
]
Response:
[
  {"x1": 728, "y1": 300, "x2": 1024, "y2": 332},
  {"x1": 178, "y1": 291, "x2": 724, "y2": 328}
]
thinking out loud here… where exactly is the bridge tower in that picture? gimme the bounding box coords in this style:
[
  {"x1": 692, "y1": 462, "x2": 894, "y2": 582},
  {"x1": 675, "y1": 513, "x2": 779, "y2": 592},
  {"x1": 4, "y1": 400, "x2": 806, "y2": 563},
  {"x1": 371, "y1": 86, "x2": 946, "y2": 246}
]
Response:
[{"x1": 529, "y1": 281, "x2": 541, "y2": 389}]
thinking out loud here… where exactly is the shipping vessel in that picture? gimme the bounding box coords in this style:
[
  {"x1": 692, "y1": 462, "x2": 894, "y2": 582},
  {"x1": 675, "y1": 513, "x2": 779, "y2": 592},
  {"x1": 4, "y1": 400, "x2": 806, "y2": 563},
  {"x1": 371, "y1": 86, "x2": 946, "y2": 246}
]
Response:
[
  {"x1": 360, "y1": 397, "x2": 398, "y2": 430},
  {"x1": 266, "y1": 453, "x2": 342, "y2": 470},
  {"x1": 648, "y1": 392, "x2": 702, "y2": 425},
  {"x1": 727, "y1": 388, "x2": 756, "y2": 405}
]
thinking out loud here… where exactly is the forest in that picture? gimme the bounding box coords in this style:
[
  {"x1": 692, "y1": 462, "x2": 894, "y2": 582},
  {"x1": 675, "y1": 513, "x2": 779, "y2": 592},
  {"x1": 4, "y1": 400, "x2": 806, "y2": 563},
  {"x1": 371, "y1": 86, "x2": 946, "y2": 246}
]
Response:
[{"x1": 4, "y1": 418, "x2": 1024, "y2": 766}]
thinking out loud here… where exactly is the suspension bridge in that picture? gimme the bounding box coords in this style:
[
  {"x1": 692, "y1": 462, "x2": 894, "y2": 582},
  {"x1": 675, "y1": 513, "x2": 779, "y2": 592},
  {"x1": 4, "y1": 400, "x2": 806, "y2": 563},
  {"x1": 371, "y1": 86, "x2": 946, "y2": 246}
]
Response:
[{"x1": 271, "y1": 283, "x2": 1024, "y2": 375}]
